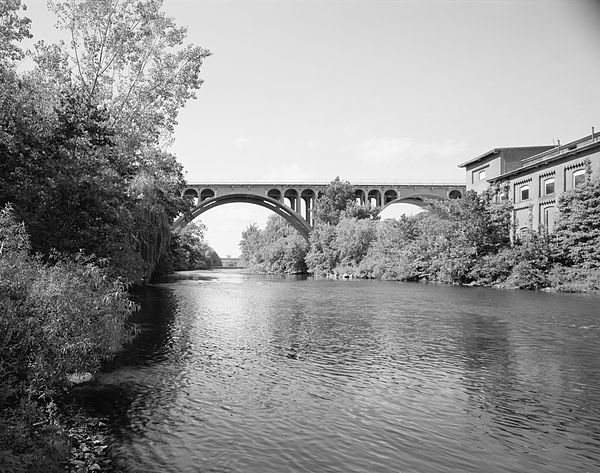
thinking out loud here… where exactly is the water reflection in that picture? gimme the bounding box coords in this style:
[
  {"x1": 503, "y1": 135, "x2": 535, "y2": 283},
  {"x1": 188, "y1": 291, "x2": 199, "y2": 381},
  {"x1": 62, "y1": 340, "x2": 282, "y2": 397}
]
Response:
[{"x1": 77, "y1": 273, "x2": 600, "y2": 473}]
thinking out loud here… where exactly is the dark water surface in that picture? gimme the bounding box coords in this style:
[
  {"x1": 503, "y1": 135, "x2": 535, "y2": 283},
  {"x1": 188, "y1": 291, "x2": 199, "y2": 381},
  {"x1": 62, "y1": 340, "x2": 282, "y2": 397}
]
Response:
[{"x1": 81, "y1": 272, "x2": 600, "y2": 472}]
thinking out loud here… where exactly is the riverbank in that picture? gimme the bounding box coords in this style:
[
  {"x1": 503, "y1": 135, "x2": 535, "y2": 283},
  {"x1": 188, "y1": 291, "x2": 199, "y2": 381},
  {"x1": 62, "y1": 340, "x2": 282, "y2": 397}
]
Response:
[
  {"x1": 225, "y1": 264, "x2": 600, "y2": 294},
  {"x1": 59, "y1": 403, "x2": 114, "y2": 473},
  {"x1": 0, "y1": 396, "x2": 115, "y2": 473}
]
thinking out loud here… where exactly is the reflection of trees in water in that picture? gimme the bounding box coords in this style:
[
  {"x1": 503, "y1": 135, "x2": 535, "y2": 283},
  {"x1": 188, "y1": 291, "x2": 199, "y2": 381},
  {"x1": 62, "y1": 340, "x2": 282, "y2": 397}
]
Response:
[
  {"x1": 457, "y1": 304, "x2": 600, "y2": 465},
  {"x1": 83, "y1": 284, "x2": 198, "y2": 445},
  {"x1": 104, "y1": 285, "x2": 184, "y2": 367},
  {"x1": 265, "y1": 296, "x2": 382, "y2": 366},
  {"x1": 458, "y1": 310, "x2": 517, "y2": 408}
]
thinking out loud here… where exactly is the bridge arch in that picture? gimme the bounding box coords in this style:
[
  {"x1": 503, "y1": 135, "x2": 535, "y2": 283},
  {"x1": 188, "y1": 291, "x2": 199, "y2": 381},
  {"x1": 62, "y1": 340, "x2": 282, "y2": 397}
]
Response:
[
  {"x1": 380, "y1": 193, "x2": 446, "y2": 212},
  {"x1": 176, "y1": 182, "x2": 466, "y2": 238},
  {"x1": 173, "y1": 193, "x2": 312, "y2": 240}
]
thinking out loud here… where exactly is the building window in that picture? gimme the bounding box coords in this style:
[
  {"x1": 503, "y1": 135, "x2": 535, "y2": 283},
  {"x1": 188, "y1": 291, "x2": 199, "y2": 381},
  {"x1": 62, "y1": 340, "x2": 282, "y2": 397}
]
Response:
[
  {"x1": 543, "y1": 206, "x2": 555, "y2": 232},
  {"x1": 520, "y1": 185, "x2": 530, "y2": 201},
  {"x1": 573, "y1": 169, "x2": 586, "y2": 187},
  {"x1": 518, "y1": 227, "x2": 529, "y2": 240},
  {"x1": 478, "y1": 169, "x2": 486, "y2": 180},
  {"x1": 544, "y1": 177, "x2": 555, "y2": 196}
]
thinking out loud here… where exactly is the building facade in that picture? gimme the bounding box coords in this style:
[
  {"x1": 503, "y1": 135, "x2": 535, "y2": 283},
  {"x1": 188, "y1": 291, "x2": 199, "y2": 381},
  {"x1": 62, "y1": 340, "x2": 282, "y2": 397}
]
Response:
[
  {"x1": 458, "y1": 146, "x2": 553, "y2": 194},
  {"x1": 458, "y1": 131, "x2": 600, "y2": 235}
]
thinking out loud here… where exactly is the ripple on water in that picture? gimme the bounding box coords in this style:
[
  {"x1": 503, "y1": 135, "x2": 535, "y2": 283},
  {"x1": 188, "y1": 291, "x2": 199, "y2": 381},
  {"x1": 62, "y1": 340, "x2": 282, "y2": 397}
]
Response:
[{"x1": 83, "y1": 275, "x2": 600, "y2": 473}]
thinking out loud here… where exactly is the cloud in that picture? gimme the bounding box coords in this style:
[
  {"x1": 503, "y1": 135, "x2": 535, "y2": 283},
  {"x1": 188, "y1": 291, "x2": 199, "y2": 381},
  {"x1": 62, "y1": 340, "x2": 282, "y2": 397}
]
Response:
[
  {"x1": 234, "y1": 136, "x2": 249, "y2": 148},
  {"x1": 354, "y1": 137, "x2": 467, "y2": 164}
]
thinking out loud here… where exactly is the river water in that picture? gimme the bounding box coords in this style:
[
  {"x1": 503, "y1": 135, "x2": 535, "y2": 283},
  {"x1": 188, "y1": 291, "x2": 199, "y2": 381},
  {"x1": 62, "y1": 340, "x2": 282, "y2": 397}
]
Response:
[{"x1": 80, "y1": 271, "x2": 600, "y2": 472}]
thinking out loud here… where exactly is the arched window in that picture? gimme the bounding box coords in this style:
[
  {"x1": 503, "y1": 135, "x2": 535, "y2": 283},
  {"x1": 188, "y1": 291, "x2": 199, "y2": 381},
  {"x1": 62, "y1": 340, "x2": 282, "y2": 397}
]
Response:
[
  {"x1": 544, "y1": 177, "x2": 555, "y2": 196},
  {"x1": 519, "y1": 227, "x2": 529, "y2": 240},
  {"x1": 573, "y1": 169, "x2": 586, "y2": 187},
  {"x1": 520, "y1": 185, "x2": 530, "y2": 201},
  {"x1": 543, "y1": 206, "x2": 555, "y2": 232}
]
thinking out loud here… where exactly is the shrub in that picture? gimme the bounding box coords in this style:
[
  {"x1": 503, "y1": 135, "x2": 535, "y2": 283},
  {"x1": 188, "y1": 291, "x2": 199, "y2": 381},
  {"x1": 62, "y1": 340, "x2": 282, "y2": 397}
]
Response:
[
  {"x1": 0, "y1": 205, "x2": 138, "y2": 400},
  {"x1": 548, "y1": 265, "x2": 600, "y2": 293},
  {"x1": 1, "y1": 205, "x2": 138, "y2": 471}
]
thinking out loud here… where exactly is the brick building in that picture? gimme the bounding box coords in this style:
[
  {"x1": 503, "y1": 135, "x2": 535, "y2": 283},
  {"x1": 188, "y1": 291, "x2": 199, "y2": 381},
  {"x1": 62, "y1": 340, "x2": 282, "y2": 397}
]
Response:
[{"x1": 458, "y1": 131, "x2": 600, "y2": 235}]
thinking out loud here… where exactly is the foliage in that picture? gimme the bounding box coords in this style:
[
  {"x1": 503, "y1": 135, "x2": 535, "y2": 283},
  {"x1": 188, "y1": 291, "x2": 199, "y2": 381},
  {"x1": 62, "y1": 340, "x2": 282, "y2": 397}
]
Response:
[
  {"x1": 0, "y1": 206, "x2": 137, "y2": 468},
  {"x1": 0, "y1": 0, "x2": 31, "y2": 63},
  {"x1": 355, "y1": 182, "x2": 600, "y2": 292},
  {"x1": 335, "y1": 216, "x2": 377, "y2": 268},
  {"x1": 357, "y1": 192, "x2": 513, "y2": 284},
  {"x1": 0, "y1": 206, "x2": 138, "y2": 402},
  {"x1": 0, "y1": 1, "x2": 209, "y2": 468},
  {"x1": 547, "y1": 265, "x2": 600, "y2": 293},
  {"x1": 44, "y1": 0, "x2": 211, "y2": 145},
  {"x1": 313, "y1": 177, "x2": 356, "y2": 226},
  {"x1": 426, "y1": 190, "x2": 512, "y2": 257},
  {"x1": 552, "y1": 167, "x2": 600, "y2": 269},
  {"x1": 491, "y1": 232, "x2": 553, "y2": 290},
  {"x1": 239, "y1": 215, "x2": 308, "y2": 274},
  {"x1": 0, "y1": 399, "x2": 69, "y2": 473},
  {"x1": 358, "y1": 217, "x2": 421, "y2": 280},
  {"x1": 305, "y1": 223, "x2": 339, "y2": 275},
  {"x1": 158, "y1": 221, "x2": 222, "y2": 271},
  {"x1": 0, "y1": 0, "x2": 209, "y2": 283}
]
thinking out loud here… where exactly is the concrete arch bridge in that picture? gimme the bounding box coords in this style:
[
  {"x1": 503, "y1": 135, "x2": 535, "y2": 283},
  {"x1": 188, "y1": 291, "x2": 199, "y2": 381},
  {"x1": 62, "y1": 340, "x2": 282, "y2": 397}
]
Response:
[{"x1": 174, "y1": 182, "x2": 465, "y2": 240}]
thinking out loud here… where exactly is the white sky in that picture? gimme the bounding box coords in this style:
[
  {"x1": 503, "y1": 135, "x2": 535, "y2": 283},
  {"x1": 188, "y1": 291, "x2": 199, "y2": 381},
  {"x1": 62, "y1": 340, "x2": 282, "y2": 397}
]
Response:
[{"x1": 23, "y1": 0, "x2": 600, "y2": 257}]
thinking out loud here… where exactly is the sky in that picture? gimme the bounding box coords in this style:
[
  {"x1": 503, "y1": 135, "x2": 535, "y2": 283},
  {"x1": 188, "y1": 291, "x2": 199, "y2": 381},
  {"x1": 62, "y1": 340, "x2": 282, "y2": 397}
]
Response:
[{"x1": 23, "y1": 0, "x2": 600, "y2": 257}]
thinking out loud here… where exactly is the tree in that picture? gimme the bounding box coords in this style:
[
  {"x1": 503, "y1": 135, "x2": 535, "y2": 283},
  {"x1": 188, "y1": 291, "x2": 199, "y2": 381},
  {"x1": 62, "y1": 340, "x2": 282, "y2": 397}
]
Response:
[
  {"x1": 358, "y1": 216, "x2": 421, "y2": 280},
  {"x1": 335, "y1": 216, "x2": 377, "y2": 268},
  {"x1": 171, "y1": 221, "x2": 220, "y2": 270},
  {"x1": 43, "y1": 0, "x2": 211, "y2": 146},
  {"x1": 0, "y1": 205, "x2": 137, "y2": 398},
  {"x1": 553, "y1": 166, "x2": 600, "y2": 268},
  {"x1": 239, "y1": 216, "x2": 308, "y2": 274},
  {"x1": 305, "y1": 223, "x2": 339, "y2": 275},
  {"x1": 313, "y1": 177, "x2": 356, "y2": 226},
  {"x1": 239, "y1": 223, "x2": 262, "y2": 268},
  {"x1": 426, "y1": 190, "x2": 512, "y2": 257},
  {"x1": 1, "y1": 0, "x2": 210, "y2": 283},
  {"x1": 0, "y1": 0, "x2": 31, "y2": 64}
]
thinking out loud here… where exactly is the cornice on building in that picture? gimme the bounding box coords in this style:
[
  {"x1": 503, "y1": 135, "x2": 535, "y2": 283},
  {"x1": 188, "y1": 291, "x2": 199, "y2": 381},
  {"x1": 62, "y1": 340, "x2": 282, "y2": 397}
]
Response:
[{"x1": 488, "y1": 134, "x2": 600, "y2": 183}]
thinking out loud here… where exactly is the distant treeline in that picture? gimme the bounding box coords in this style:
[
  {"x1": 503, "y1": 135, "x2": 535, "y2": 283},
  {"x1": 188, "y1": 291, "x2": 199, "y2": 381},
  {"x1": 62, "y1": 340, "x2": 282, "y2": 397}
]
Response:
[{"x1": 240, "y1": 174, "x2": 600, "y2": 293}]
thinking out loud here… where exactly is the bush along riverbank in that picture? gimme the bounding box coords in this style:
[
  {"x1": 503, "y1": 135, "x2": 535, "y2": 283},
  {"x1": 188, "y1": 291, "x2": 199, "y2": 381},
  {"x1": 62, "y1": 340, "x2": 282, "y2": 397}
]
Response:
[
  {"x1": 240, "y1": 175, "x2": 600, "y2": 293},
  {"x1": 0, "y1": 206, "x2": 137, "y2": 472},
  {"x1": 0, "y1": 397, "x2": 115, "y2": 473},
  {"x1": 1, "y1": 1, "x2": 210, "y2": 470}
]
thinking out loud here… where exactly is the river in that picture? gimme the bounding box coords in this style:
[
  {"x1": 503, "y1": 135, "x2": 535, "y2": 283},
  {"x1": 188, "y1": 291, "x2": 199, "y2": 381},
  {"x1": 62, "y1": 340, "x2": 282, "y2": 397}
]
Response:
[{"x1": 78, "y1": 271, "x2": 600, "y2": 472}]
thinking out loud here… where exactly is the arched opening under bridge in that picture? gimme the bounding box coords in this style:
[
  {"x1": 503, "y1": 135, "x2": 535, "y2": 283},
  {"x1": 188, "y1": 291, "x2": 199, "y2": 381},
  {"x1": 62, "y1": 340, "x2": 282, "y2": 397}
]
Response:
[
  {"x1": 174, "y1": 193, "x2": 312, "y2": 241},
  {"x1": 378, "y1": 193, "x2": 452, "y2": 219}
]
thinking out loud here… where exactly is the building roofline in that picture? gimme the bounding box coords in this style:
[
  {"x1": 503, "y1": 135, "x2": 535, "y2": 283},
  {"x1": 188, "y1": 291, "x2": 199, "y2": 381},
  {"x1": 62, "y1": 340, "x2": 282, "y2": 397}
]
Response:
[
  {"x1": 488, "y1": 134, "x2": 600, "y2": 182},
  {"x1": 457, "y1": 149, "x2": 499, "y2": 168},
  {"x1": 457, "y1": 146, "x2": 552, "y2": 168}
]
